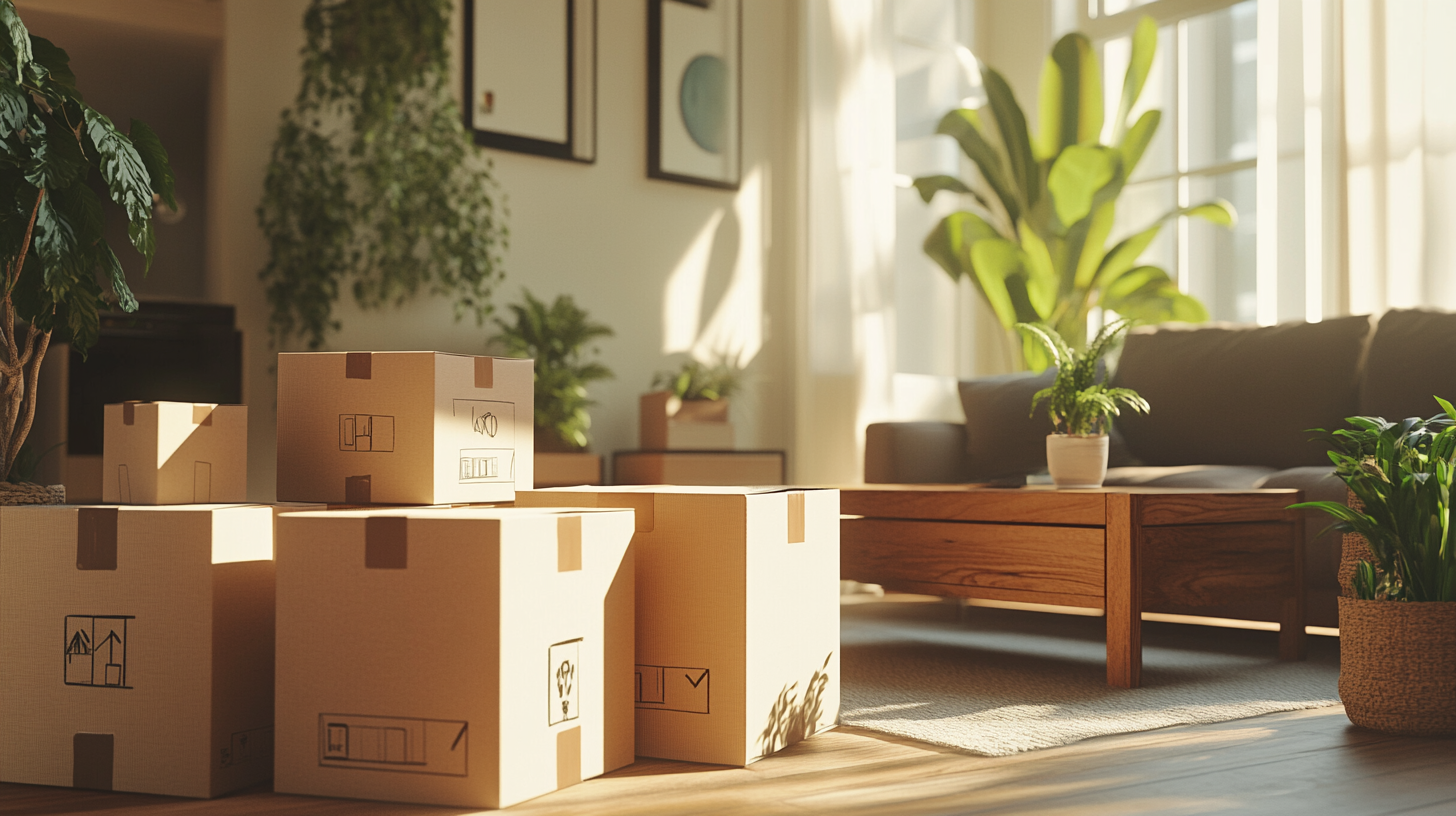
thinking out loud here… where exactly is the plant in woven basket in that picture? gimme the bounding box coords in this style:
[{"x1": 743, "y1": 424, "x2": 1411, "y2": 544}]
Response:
[
  {"x1": 493, "y1": 289, "x2": 613, "y2": 452},
  {"x1": 1017, "y1": 318, "x2": 1148, "y2": 435},
  {"x1": 0, "y1": 1, "x2": 174, "y2": 485},
  {"x1": 1293, "y1": 397, "x2": 1456, "y2": 602}
]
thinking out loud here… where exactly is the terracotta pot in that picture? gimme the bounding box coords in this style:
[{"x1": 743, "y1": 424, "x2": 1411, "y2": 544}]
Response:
[
  {"x1": 1045, "y1": 434, "x2": 1109, "y2": 489},
  {"x1": 1338, "y1": 596, "x2": 1456, "y2": 736}
]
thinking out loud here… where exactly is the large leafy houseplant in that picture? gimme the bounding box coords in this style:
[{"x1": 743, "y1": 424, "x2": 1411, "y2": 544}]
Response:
[
  {"x1": 0, "y1": 2, "x2": 173, "y2": 482},
  {"x1": 494, "y1": 289, "x2": 613, "y2": 452},
  {"x1": 1294, "y1": 400, "x2": 1456, "y2": 602},
  {"x1": 915, "y1": 17, "x2": 1233, "y2": 370},
  {"x1": 259, "y1": 0, "x2": 508, "y2": 350}
]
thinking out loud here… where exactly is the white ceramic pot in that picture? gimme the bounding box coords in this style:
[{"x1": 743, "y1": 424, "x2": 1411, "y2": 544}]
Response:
[{"x1": 1045, "y1": 434, "x2": 1110, "y2": 489}]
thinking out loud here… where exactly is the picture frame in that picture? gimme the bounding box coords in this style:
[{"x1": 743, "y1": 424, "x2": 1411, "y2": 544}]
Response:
[
  {"x1": 463, "y1": 0, "x2": 597, "y2": 163},
  {"x1": 648, "y1": 0, "x2": 742, "y2": 190}
]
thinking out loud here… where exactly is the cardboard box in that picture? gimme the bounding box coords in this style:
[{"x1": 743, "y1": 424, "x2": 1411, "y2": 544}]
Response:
[
  {"x1": 102, "y1": 402, "x2": 248, "y2": 504},
  {"x1": 273, "y1": 506, "x2": 635, "y2": 809},
  {"x1": 535, "y1": 452, "x2": 603, "y2": 488},
  {"x1": 517, "y1": 486, "x2": 840, "y2": 766},
  {"x1": 0, "y1": 504, "x2": 275, "y2": 798},
  {"x1": 639, "y1": 392, "x2": 734, "y2": 450},
  {"x1": 276, "y1": 352, "x2": 533, "y2": 505},
  {"x1": 613, "y1": 450, "x2": 786, "y2": 486}
]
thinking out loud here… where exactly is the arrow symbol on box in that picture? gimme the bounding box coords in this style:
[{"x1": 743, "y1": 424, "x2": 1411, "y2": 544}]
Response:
[
  {"x1": 686, "y1": 669, "x2": 708, "y2": 688},
  {"x1": 451, "y1": 723, "x2": 468, "y2": 751}
]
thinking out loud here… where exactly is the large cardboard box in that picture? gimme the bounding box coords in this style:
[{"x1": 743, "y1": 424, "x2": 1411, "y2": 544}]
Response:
[
  {"x1": 276, "y1": 352, "x2": 533, "y2": 505},
  {"x1": 516, "y1": 486, "x2": 840, "y2": 766},
  {"x1": 101, "y1": 402, "x2": 248, "y2": 504},
  {"x1": 0, "y1": 504, "x2": 275, "y2": 798},
  {"x1": 274, "y1": 506, "x2": 635, "y2": 809}
]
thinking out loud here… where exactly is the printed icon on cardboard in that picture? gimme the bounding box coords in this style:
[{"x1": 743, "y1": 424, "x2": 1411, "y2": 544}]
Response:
[
  {"x1": 549, "y1": 639, "x2": 581, "y2": 726},
  {"x1": 64, "y1": 615, "x2": 132, "y2": 688},
  {"x1": 634, "y1": 664, "x2": 709, "y2": 714},
  {"x1": 317, "y1": 715, "x2": 468, "y2": 776}
]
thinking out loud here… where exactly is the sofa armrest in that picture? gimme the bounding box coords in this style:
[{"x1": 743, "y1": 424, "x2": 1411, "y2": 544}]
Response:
[{"x1": 864, "y1": 422, "x2": 970, "y2": 484}]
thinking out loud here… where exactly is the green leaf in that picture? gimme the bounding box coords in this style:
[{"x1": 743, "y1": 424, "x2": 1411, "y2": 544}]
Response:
[
  {"x1": 934, "y1": 109, "x2": 1021, "y2": 223},
  {"x1": 1119, "y1": 109, "x2": 1160, "y2": 178},
  {"x1": 1112, "y1": 16, "x2": 1158, "y2": 143},
  {"x1": 23, "y1": 114, "x2": 85, "y2": 190},
  {"x1": 970, "y1": 237, "x2": 1042, "y2": 326},
  {"x1": 1181, "y1": 199, "x2": 1236, "y2": 228},
  {"x1": 1018, "y1": 220, "x2": 1058, "y2": 315},
  {"x1": 28, "y1": 35, "x2": 78, "y2": 95},
  {"x1": 1036, "y1": 32, "x2": 1102, "y2": 160},
  {"x1": 33, "y1": 192, "x2": 83, "y2": 286},
  {"x1": 0, "y1": 81, "x2": 26, "y2": 140},
  {"x1": 128, "y1": 217, "x2": 154, "y2": 272},
  {"x1": 982, "y1": 67, "x2": 1039, "y2": 211},
  {"x1": 128, "y1": 119, "x2": 176, "y2": 211},
  {"x1": 1100, "y1": 264, "x2": 1208, "y2": 324},
  {"x1": 1047, "y1": 145, "x2": 1120, "y2": 228},
  {"x1": 0, "y1": 1, "x2": 31, "y2": 75},
  {"x1": 84, "y1": 107, "x2": 154, "y2": 223},
  {"x1": 1094, "y1": 220, "x2": 1162, "y2": 289},
  {"x1": 923, "y1": 209, "x2": 1007, "y2": 285},
  {"x1": 98, "y1": 243, "x2": 137, "y2": 312},
  {"x1": 1073, "y1": 200, "x2": 1116, "y2": 290}
]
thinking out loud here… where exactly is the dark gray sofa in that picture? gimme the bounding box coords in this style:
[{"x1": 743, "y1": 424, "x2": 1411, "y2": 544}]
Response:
[{"x1": 863, "y1": 308, "x2": 1456, "y2": 629}]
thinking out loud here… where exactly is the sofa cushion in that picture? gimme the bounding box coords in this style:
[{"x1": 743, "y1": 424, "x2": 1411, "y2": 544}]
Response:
[
  {"x1": 958, "y1": 368, "x2": 1137, "y2": 480},
  {"x1": 1103, "y1": 465, "x2": 1276, "y2": 489},
  {"x1": 1112, "y1": 315, "x2": 1372, "y2": 469},
  {"x1": 1359, "y1": 308, "x2": 1456, "y2": 421}
]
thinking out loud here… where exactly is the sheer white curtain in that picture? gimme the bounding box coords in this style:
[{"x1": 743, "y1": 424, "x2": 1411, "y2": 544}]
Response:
[
  {"x1": 796, "y1": 0, "x2": 897, "y2": 484},
  {"x1": 1343, "y1": 0, "x2": 1456, "y2": 313}
]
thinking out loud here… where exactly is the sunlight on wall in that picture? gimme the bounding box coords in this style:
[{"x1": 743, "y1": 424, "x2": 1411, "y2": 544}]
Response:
[
  {"x1": 662, "y1": 208, "x2": 725, "y2": 355},
  {"x1": 694, "y1": 167, "x2": 766, "y2": 366}
]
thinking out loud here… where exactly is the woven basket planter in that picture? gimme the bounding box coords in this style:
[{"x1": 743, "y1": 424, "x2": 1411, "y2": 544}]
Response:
[
  {"x1": 1338, "y1": 489, "x2": 1373, "y2": 598},
  {"x1": 1338, "y1": 596, "x2": 1456, "y2": 736},
  {"x1": 0, "y1": 482, "x2": 64, "y2": 506}
]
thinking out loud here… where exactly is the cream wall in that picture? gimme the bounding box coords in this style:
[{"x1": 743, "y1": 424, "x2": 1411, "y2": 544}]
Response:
[{"x1": 207, "y1": 1, "x2": 804, "y2": 499}]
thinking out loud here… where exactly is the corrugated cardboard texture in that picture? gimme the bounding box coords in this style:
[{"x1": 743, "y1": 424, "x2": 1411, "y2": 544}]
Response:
[
  {"x1": 102, "y1": 403, "x2": 248, "y2": 505},
  {"x1": 76, "y1": 508, "x2": 118, "y2": 570},
  {"x1": 273, "y1": 506, "x2": 634, "y2": 809},
  {"x1": 517, "y1": 487, "x2": 841, "y2": 766},
  {"x1": 276, "y1": 352, "x2": 534, "y2": 505},
  {"x1": 0, "y1": 505, "x2": 276, "y2": 798}
]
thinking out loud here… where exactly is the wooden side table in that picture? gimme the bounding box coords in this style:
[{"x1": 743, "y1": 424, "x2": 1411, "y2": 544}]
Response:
[
  {"x1": 612, "y1": 450, "x2": 786, "y2": 486},
  {"x1": 840, "y1": 486, "x2": 1306, "y2": 688}
]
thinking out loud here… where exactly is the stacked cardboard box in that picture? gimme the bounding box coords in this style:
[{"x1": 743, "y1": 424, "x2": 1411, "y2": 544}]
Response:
[{"x1": 0, "y1": 400, "x2": 273, "y2": 798}]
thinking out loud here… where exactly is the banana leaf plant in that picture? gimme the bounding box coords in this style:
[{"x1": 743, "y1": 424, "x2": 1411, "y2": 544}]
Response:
[
  {"x1": 915, "y1": 17, "x2": 1234, "y2": 371},
  {"x1": 0, "y1": 1, "x2": 173, "y2": 481}
]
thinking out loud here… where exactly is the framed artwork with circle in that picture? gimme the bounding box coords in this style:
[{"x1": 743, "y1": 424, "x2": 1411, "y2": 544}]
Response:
[
  {"x1": 464, "y1": 0, "x2": 597, "y2": 163},
  {"x1": 648, "y1": 0, "x2": 742, "y2": 189}
]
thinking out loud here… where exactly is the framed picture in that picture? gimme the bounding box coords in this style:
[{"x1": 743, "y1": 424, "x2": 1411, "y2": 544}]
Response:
[
  {"x1": 648, "y1": 0, "x2": 742, "y2": 189},
  {"x1": 464, "y1": 0, "x2": 596, "y2": 163}
]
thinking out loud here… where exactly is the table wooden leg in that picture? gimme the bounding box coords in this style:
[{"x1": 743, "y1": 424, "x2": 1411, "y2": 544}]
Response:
[
  {"x1": 1105, "y1": 493, "x2": 1141, "y2": 688},
  {"x1": 1280, "y1": 509, "x2": 1308, "y2": 660}
]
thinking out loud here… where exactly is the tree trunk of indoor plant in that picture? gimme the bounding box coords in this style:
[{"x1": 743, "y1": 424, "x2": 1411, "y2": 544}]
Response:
[{"x1": 1045, "y1": 434, "x2": 1109, "y2": 488}]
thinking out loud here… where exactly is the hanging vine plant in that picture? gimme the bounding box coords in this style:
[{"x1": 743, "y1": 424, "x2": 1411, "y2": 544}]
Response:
[{"x1": 258, "y1": 0, "x2": 508, "y2": 350}]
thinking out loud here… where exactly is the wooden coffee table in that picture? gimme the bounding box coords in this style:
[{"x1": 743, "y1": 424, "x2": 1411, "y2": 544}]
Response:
[{"x1": 840, "y1": 486, "x2": 1306, "y2": 688}]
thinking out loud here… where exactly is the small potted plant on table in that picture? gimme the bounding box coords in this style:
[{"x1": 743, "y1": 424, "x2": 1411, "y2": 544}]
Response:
[
  {"x1": 1017, "y1": 319, "x2": 1149, "y2": 488},
  {"x1": 640, "y1": 358, "x2": 742, "y2": 450},
  {"x1": 493, "y1": 289, "x2": 613, "y2": 487},
  {"x1": 1294, "y1": 398, "x2": 1456, "y2": 736}
]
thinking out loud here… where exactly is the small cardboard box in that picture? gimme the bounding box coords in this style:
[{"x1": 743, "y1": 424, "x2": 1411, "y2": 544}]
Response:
[
  {"x1": 102, "y1": 402, "x2": 248, "y2": 504},
  {"x1": 276, "y1": 352, "x2": 534, "y2": 505},
  {"x1": 0, "y1": 504, "x2": 275, "y2": 798},
  {"x1": 639, "y1": 392, "x2": 734, "y2": 450},
  {"x1": 274, "y1": 506, "x2": 635, "y2": 809},
  {"x1": 517, "y1": 486, "x2": 840, "y2": 766}
]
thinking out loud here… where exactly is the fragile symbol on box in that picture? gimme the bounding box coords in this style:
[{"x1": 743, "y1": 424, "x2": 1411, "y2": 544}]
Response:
[
  {"x1": 64, "y1": 615, "x2": 133, "y2": 689},
  {"x1": 339, "y1": 414, "x2": 395, "y2": 453},
  {"x1": 634, "y1": 664, "x2": 710, "y2": 714},
  {"x1": 549, "y1": 639, "x2": 582, "y2": 726},
  {"x1": 318, "y1": 714, "x2": 468, "y2": 777}
]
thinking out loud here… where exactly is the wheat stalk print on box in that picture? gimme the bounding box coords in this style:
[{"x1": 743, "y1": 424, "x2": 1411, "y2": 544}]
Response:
[{"x1": 0, "y1": 0, "x2": 174, "y2": 483}]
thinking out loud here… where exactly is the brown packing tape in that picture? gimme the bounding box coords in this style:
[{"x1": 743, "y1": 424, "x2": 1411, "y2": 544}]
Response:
[
  {"x1": 474, "y1": 356, "x2": 493, "y2": 389},
  {"x1": 345, "y1": 352, "x2": 373, "y2": 380},
  {"x1": 598, "y1": 494, "x2": 655, "y2": 532},
  {"x1": 557, "y1": 516, "x2": 582, "y2": 572},
  {"x1": 365, "y1": 516, "x2": 408, "y2": 569},
  {"x1": 344, "y1": 475, "x2": 371, "y2": 504},
  {"x1": 76, "y1": 508, "x2": 118, "y2": 571},
  {"x1": 121, "y1": 401, "x2": 139, "y2": 426},
  {"x1": 73, "y1": 733, "x2": 113, "y2": 791},
  {"x1": 192, "y1": 404, "x2": 214, "y2": 426},
  {"x1": 556, "y1": 726, "x2": 581, "y2": 790},
  {"x1": 787, "y1": 493, "x2": 806, "y2": 544}
]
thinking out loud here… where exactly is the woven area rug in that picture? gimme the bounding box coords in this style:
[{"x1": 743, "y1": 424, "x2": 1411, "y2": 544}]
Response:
[{"x1": 840, "y1": 598, "x2": 1341, "y2": 756}]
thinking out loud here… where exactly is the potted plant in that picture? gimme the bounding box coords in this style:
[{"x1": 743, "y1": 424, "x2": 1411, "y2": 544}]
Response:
[
  {"x1": 914, "y1": 16, "x2": 1233, "y2": 370},
  {"x1": 1017, "y1": 320, "x2": 1148, "y2": 488},
  {"x1": 640, "y1": 358, "x2": 743, "y2": 450},
  {"x1": 493, "y1": 289, "x2": 612, "y2": 486},
  {"x1": 1293, "y1": 399, "x2": 1456, "y2": 736},
  {"x1": 0, "y1": 2, "x2": 174, "y2": 503}
]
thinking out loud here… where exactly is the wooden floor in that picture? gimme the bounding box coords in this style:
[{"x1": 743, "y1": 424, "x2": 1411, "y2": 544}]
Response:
[{"x1": 2, "y1": 705, "x2": 1454, "y2": 815}]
